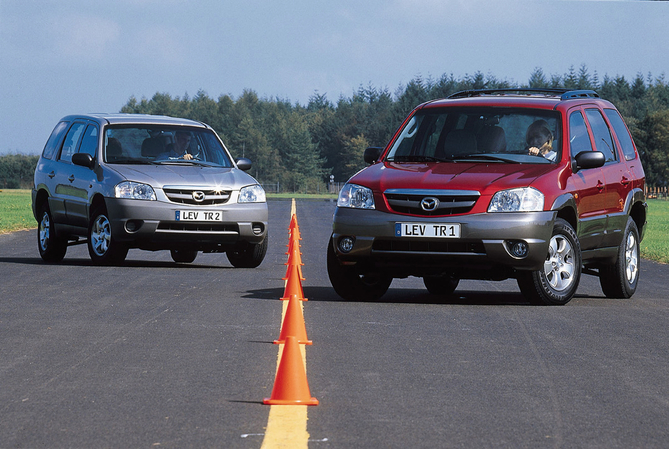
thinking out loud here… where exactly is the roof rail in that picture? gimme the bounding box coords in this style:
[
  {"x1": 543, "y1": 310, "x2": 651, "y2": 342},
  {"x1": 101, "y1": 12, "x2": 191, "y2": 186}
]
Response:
[
  {"x1": 559, "y1": 89, "x2": 600, "y2": 100},
  {"x1": 448, "y1": 88, "x2": 600, "y2": 100}
]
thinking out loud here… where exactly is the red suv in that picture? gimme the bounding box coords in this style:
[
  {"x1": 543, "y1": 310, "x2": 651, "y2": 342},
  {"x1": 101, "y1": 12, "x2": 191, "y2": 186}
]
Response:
[{"x1": 327, "y1": 89, "x2": 647, "y2": 305}]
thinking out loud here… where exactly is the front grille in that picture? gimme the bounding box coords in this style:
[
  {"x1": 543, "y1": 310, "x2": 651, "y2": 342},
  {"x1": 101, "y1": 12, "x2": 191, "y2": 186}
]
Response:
[
  {"x1": 384, "y1": 189, "x2": 480, "y2": 216},
  {"x1": 157, "y1": 223, "x2": 239, "y2": 234},
  {"x1": 163, "y1": 187, "x2": 231, "y2": 205},
  {"x1": 372, "y1": 239, "x2": 485, "y2": 255}
]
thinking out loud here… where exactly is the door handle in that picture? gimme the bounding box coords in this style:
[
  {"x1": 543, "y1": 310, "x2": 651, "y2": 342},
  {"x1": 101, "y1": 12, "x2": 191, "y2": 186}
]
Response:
[
  {"x1": 68, "y1": 175, "x2": 75, "y2": 183},
  {"x1": 621, "y1": 176, "x2": 631, "y2": 186},
  {"x1": 596, "y1": 181, "x2": 605, "y2": 191},
  {"x1": 48, "y1": 171, "x2": 56, "y2": 178}
]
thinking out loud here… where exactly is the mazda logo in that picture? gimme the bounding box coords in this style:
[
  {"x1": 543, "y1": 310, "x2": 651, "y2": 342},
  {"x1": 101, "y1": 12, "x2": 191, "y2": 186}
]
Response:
[
  {"x1": 192, "y1": 191, "x2": 206, "y2": 202},
  {"x1": 420, "y1": 197, "x2": 439, "y2": 211}
]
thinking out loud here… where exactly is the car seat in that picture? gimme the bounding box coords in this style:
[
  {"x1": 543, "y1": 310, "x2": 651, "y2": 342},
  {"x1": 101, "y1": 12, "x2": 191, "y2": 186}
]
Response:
[{"x1": 441, "y1": 129, "x2": 478, "y2": 158}]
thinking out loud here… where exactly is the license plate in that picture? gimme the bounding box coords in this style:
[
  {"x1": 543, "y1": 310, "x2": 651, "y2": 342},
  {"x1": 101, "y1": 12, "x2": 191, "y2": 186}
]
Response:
[
  {"x1": 175, "y1": 210, "x2": 222, "y2": 222},
  {"x1": 395, "y1": 223, "x2": 461, "y2": 238}
]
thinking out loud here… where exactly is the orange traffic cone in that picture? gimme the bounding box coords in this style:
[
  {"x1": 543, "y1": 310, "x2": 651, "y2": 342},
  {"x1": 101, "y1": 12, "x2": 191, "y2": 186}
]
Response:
[
  {"x1": 282, "y1": 263, "x2": 307, "y2": 301},
  {"x1": 285, "y1": 240, "x2": 305, "y2": 279},
  {"x1": 264, "y1": 336, "x2": 319, "y2": 406},
  {"x1": 274, "y1": 294, "x2": 312, "y2": 345},
  {"x1": 288, "y1": 213, "x2": 298, "y2": 233}
]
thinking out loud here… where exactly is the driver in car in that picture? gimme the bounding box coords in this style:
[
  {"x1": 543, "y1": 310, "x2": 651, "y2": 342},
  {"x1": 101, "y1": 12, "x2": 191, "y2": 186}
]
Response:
[
  {"x1": 159, "y1": 131, "x2": 195, "y2": 160},
  {"x1": 526, "y1": 120, "x2": 557, "y2": 161}
]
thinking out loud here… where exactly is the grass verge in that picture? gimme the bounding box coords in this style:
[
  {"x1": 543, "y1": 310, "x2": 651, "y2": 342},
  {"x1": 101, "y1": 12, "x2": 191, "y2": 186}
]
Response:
[
  {"x1": 0, "y1": 189, "x2": 34, "y2": 234},
  {"x1": 1, "y1": 189, "x2": 667, "y2": 264}
]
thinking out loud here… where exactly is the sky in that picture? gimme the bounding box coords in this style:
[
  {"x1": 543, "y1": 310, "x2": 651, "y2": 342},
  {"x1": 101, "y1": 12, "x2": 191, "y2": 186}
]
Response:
[{"x1": 1, "y1": 0, "x2": 668, "y2": 155}]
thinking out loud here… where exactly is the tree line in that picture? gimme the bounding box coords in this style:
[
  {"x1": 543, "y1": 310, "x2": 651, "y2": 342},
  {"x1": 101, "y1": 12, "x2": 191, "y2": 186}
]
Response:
[{"x1": 3, "y1": 65, "x2": 669, "y2": 191}]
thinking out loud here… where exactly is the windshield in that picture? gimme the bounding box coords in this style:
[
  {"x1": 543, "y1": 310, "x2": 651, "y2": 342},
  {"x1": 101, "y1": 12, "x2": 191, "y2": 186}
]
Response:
[
  {"x1": 104, "y1": 125, "x2": 233, "y2": 167},
  {"x1": 385, "y1": 108, "x2": 561, "y2": 164}
]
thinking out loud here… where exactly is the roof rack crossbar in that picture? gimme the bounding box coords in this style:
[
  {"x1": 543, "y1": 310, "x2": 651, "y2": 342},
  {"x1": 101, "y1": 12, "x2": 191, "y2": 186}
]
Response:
[{"x1": 448, "y1": 88, "x2": 600, "y2": 100}]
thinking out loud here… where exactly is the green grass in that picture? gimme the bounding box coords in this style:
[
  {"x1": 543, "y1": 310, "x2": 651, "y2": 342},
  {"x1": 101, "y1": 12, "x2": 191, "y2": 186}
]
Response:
[
  {"x1": 2, "y1": 189, "x2": 668, "y2": 264},
  {"x1": 641, "y1": 199, "x2": 669, "y2": 264},
  {"x1": 0, "y1": 189, "x2": 34, "y2": 234}
]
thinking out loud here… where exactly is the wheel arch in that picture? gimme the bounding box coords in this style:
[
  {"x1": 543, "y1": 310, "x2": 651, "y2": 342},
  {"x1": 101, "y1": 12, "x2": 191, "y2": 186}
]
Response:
[
  {"x1": 33, "y1": 188, "x2": 50, "y2": 221},
  {"x1": 89, "y1": 193, "x2": 107, "y2": 217},
  {"x1": 626, "y1": 188, "x2": 647, "y2": 242},
  {"x1": 551, "y1": 193, "x2": 578, "y2": 233}
]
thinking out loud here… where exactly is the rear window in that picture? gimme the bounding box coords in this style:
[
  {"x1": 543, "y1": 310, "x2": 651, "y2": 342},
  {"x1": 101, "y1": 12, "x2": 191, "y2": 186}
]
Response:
[
  {"x1": 41, "y1": 121, "x2": 69, "y2": 160},
  {"x1": 386, "y1": 107, "x2": 561, "y2": 164},
  {"x1": 604, "y1": 109, "x2": 637, "y2": 161}
]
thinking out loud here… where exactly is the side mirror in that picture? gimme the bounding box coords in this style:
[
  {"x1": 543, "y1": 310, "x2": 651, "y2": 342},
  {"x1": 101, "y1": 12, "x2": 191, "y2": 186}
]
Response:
[
  {"x1": 236, "y1": 157, "x2": 252, "y2": 171},
  {"x1": 364, "y1": 147, "x2": 383, "y2": 165},
  {"x1": 72, "y1": 153, "x2": 95, "y2": 169},
  {"x1": 572, "y1": 150, "x2": 605, "y2": 173}
]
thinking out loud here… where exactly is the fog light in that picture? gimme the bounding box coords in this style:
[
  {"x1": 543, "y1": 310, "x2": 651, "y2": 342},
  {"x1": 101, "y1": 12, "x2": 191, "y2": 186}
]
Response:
[
  {"x1": 125, "y1": 220, "x2": 143, "y2": 233},
  {"x1": 338, "y1": 236, "x2": 355, "y2": 253},
  {"x1": 509, "y1": 240, "x2": 529, "y2": 258}
]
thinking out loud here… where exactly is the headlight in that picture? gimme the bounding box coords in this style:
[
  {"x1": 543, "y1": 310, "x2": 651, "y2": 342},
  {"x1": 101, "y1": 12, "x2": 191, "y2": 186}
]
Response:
[
  {"x1": 238, "y1": 184, "x2": 266, "y2": 203},
  {"x1": 115, "y1": 181, "x2": 156, "y2": 200},
  {"x1": 337, "y1": 184, "x2": 375, "y2": 209},
  {"x1": 488, "y1": 187, "x2": 544, "y2": 212}
]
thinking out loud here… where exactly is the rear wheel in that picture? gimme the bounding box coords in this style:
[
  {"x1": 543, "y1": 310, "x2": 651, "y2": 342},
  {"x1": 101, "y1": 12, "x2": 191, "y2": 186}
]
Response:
[
  {"x1": 226, "y1": 237, "x2": 268, "y2": 268},
  {"x1": 37, "y1": 202, "x2": 67, "y2": 263},
  {"x1": 327, "y1": 237, "x2": 392, "y2": 301},
  {"x1": 599, "y1": 217, "x2": 640, "y2": 299},
  {"x1": 88, "y1": 206, "x2": 128, "y2": 265},
  {"x1": 423, "y1": 275, "x2": 459, "y2": 296},
  {"x1": 517, "y1": 218, "x2": 581, "y2": 305},
  {"x1": 170, "y1": 249, "x2": 198, "y2": 263}
]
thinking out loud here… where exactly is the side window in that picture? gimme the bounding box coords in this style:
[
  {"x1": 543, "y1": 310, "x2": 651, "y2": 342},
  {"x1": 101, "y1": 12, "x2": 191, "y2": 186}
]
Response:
[
  {"x1": 604, "y1": 109, "x2": 637, "y2": 161},
  {"x1": 569, "y1": 111, "x2": 593, "y2": 158},
  {"x1": 585, "y1": 109, "x2": 616, "y2": 163},
  {"x1": 78, "y1": 125, "x2": 99, "y2": 158},
  {"x1": 59, "y1": 122, "x2": 86, "y2": 163},
  {"x1": 42, "y1": 121, "x2": 69, "y2": 160}
]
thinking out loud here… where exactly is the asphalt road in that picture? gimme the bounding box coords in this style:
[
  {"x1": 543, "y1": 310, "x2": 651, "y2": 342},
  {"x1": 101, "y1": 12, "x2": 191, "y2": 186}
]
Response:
[{"x1": 1, "y1": 199, "x2": 669, "y2": 448}]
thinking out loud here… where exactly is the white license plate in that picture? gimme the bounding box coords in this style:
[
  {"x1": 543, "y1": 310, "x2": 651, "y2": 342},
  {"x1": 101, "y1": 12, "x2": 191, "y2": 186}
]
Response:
[
  {"x1": 395, "y1": 223, "x2": 461, "y2": 238},
  {"x1": 175, "y1": 210, "x2": 222, "y2": 222}
]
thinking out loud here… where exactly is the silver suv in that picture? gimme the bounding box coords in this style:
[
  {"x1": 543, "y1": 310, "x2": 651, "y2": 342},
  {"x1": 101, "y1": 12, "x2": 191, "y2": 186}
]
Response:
[{"x1": 32, "y1": 114, "x2": 268, "y2": 266}]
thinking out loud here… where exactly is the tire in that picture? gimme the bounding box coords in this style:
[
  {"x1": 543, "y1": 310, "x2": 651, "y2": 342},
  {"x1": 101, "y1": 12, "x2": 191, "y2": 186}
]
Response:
[
  {"x1": 423, "y1": 275, "x2": 459, "y2": 296},
  {"x1": 226, "y1": 237, "x2": 268, "y2": 268},
  {"x1": 327, "y1": 236, "x2": 392, "y2": 301},
  {"x1": 170, "y1": 249, "x2": 198, "y2": 263},
  {"x1": 37, "y1": 202, "x2": 67, "y2": 263},
  {"x1": 517, "y1": 218, "x2": 581, "y2": 305},
  {"x1": 599, "y1": 217, "x2": 640, "y2": 299},
  {"x1": 87, "y1": 206, "x2": 128, "y2": 265}
]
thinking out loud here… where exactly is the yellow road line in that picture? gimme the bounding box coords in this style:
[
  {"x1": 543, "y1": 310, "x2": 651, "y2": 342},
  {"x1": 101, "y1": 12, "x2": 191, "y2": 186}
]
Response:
[{"x1": 260, "y1": 199, "x2": 311, "y2": 448}]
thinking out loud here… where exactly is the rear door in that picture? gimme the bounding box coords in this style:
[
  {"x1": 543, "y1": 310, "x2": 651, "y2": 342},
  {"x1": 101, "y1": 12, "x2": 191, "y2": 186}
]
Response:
[
  {"x1": 52, "y1": 121, "x2": 88, "y2": 228},
  {"x1": 585, "y1": 107, "x2": 632, "y2": 248}
]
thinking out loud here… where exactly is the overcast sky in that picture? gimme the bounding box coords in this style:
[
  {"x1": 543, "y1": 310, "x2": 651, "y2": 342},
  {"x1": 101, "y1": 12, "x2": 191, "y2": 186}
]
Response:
[{"x1": 1, "y1": 0, "x2": 668, "y2": 155}]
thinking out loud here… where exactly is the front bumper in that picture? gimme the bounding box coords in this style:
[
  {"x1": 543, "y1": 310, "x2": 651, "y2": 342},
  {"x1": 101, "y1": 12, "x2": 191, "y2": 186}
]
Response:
[
  {"x1": 105, "y1": 198, "x2": 268, "y2": 251},
  {"x1": 332, "y1": 207, "x2": 556, "y2": 277}
]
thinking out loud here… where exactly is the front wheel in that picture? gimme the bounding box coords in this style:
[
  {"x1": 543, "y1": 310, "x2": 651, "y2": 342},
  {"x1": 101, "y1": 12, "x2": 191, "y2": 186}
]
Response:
[
  {"x1": 517, "y1": 218, "x2": 581, "y2": 305},
  {"x1": 226, "y1": 237, "x2": 268, "y2": 268},
  {"x1": 37, "y1": 202, "x2": 67, "y2": 263},
  {"x1": 599, "y1": 217, "x2": 640, "y2": 299},
  {"x1": 327, "y1": 237, "x2": 392, "y2": 301},
  {"x1": 88, "y1": 207, "x2": 128, "y2": 265}
]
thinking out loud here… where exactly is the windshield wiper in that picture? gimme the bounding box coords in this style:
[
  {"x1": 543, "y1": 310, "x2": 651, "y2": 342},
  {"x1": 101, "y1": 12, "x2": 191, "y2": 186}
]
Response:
[
  {"x1": 449, "y1": 154, "x2": 522, "y2": 164},
  {"x1": 108, "y1": 157, "x2": 158, "y2": 165},
  {"x1": 389, "y1": 155, "x2": 447, "y2": 162}
]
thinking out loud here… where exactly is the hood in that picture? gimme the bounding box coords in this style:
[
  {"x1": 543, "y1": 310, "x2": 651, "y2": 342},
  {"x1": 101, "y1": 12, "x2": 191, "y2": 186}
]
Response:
[
  {"x1": 351, "y1": 161, "x2": 557, "y2": 194},
  {"x1": 107, "y1": 164, "x2": 257, "y2": 190}
]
